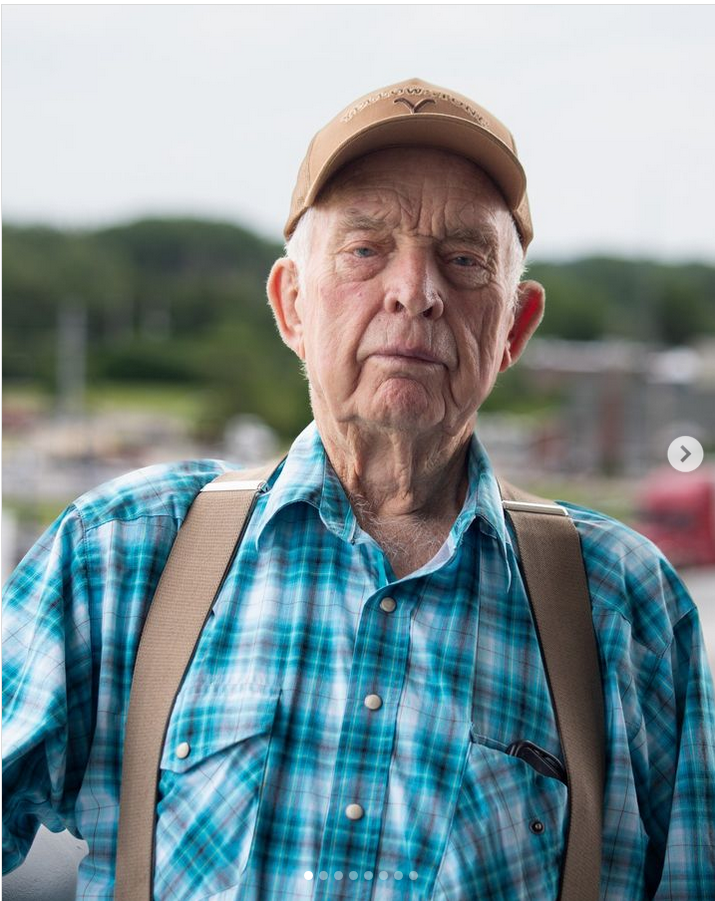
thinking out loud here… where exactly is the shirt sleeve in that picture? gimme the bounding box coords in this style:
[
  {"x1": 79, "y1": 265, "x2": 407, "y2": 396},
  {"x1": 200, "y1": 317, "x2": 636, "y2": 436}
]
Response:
[
  {"x1": 648, "y1": 603, "x2": 715, "y2": 898},
  {"x1": 2, "y1": 504, "x2": 95, "y2": 875}
]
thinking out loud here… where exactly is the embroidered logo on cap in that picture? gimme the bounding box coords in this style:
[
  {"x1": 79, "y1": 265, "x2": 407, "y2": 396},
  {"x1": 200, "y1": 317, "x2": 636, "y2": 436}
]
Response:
[
  {"x1": 393, "y1": 97, "x2": 436, "y2": 114},
  {"x1": 341, "y1": 86, "x2": 489, "y2": 127}
]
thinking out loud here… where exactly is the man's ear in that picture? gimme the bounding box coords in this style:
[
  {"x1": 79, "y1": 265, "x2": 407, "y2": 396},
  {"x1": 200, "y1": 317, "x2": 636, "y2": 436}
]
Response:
[
  {"x1": 498, "y1": 280, "x2": 545, "y2": 372},
  {"x1": 266, "y1": 257, "x2": 305, "y2": 360}
]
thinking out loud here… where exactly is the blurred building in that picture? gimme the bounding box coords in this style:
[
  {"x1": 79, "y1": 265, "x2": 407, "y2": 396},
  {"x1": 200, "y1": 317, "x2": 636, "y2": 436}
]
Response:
[{"x1": 485, "y1": 337, "x2": 715, "y2": 477}]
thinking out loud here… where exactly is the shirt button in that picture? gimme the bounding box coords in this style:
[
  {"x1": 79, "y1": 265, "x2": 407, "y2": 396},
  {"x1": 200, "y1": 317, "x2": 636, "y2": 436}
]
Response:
[
  {"x1": 176, "y1": 741, "x2": 191, "y2": 760},
  {"x1": 379, "y1": 596, "x2": 397, "y2": 613},
  {"x1": 364, "y1": 694, "x2": 383, "y2": 710},
  {"x1": 345, "y1": 803, "x2": 364, "y2": 820}
]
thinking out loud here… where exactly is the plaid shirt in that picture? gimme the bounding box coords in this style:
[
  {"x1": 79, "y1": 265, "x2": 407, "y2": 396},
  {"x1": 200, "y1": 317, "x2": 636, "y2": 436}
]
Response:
[{"x1": 3, "y1": 420, "x2": 715, "y2": 900}]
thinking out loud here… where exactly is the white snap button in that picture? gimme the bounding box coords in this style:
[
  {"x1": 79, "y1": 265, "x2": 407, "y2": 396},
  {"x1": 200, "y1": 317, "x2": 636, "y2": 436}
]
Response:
[
  {"x1": 176, "y1": 741, "x2": 191, "y2": 759},
  {"x1": 364, "y1": 694, "x2": 383, "y2": 710},
  {"x1": 379, "y1": 597, "x2": 396, "y2": 613},
  {"x1": 345, "y1": 803, "x2": 364, "y2": 820}
]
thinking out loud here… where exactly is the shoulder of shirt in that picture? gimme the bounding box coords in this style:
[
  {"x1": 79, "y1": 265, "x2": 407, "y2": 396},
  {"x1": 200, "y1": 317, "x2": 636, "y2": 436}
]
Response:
[
  {"x1": 68, "y1": 459, "x2": 239, "y2": 533},
  {"x1": 556, "y1": 499, "x2": 697, "y2": 655}
]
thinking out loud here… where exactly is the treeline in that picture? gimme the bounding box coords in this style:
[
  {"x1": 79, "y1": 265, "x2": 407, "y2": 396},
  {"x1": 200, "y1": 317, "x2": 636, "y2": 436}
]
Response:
[
  {"x1": 4, "y1": 218, "x2": 715, "y2": 437},
  {"x1": 3, "y1": 219, "x2": 310, "y2": 439}
]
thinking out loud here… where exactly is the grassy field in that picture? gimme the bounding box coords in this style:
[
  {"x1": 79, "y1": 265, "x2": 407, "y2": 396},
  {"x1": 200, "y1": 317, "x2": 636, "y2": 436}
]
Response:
[
  {"x1": 519, "y1": 477, "x2": 638, "y2": 525},
  {"x1": 3, "y1": 381, "x2": 210, "y2": 422},
  {"x1": 3, "y1": 382, "x2": 639, "y2": 529}
]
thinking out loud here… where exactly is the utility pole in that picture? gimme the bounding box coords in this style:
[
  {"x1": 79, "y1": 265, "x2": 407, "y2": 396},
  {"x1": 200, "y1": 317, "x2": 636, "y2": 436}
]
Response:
[{"x1": 56, "y1": 302, "x2": 87, "y2": 419}]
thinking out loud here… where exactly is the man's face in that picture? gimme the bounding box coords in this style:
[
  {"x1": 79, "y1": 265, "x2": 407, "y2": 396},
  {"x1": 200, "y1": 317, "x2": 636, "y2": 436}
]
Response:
[{"x1": 270, "y1": 147, "x2": 543, "y2": 439}]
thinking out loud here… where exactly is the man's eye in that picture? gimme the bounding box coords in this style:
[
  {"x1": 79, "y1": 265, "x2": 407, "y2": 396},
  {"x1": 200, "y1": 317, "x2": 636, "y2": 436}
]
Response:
[
  {"x1": 451, "y1": 255, "x2": 478, "y2": 267},
  {"x1": 352, "y1": 246, "x2": 375, "y2": 258}
]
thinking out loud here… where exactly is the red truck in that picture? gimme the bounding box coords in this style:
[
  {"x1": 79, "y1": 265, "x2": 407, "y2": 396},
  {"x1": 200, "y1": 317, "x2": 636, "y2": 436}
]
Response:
[{"x1": 633, "y1": 466, "x2": 715, "y2": 568}]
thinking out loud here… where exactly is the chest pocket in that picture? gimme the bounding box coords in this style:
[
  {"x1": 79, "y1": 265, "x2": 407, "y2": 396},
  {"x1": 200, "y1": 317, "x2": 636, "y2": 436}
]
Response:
[
  {"x1": 153, "y1": 682, "x2": 281, "y2": 901},
  {"x1": 433, "y1": 730, "x2": 568, "y2": 900}
]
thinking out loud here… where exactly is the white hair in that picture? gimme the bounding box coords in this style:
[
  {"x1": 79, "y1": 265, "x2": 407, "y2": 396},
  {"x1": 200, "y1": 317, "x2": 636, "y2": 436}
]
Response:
[
  {"x1": 284, "y1": 206, "x2": 317, "y2": 295},
  {"x1": 285, "y1": 204, "x2": 526, "y2": 309}
]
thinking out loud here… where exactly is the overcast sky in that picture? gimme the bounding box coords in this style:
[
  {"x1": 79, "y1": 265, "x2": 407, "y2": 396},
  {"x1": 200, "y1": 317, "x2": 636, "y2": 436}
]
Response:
[{"x1": 2, "y1": 4, "x2": 714, "y2": 262}]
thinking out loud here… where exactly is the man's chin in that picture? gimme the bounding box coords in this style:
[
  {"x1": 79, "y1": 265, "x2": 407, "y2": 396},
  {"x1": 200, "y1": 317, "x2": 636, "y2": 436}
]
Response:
[{"x1": 361, "y1": 383, "x2": 445, "y2": 432}]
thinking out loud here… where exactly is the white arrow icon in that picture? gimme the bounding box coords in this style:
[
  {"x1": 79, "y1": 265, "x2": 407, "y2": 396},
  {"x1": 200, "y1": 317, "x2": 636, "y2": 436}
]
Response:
[{"x1": 668, "y1": 436, "x2": 703, "y2": 472}]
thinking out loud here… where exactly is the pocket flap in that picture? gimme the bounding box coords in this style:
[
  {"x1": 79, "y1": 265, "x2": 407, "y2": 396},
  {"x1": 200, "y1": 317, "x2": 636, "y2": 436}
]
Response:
[{"x1": 160, "y1": 682, "x2": 281, "y2": 773}]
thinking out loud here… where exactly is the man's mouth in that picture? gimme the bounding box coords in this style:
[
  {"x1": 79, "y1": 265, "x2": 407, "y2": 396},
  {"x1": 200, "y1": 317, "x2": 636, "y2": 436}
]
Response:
[{"x1": 371, "y1": 346, "x2": 443, "y2": 366}]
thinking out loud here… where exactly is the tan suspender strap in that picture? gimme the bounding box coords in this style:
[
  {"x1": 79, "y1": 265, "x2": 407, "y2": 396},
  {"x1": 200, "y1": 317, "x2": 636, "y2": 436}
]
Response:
[
  {"x1": 114, "y1": 462, "x2": 280, "y2": 901},
  {"x1": 499, "y1": 479, "x2": 605, "y2": 901}
]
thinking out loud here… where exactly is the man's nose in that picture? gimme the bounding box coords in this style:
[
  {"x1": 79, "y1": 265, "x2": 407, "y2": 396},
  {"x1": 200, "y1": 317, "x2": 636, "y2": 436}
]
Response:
[{"x1": 383, "y1": 247, "x2": 445, "y2": 320}]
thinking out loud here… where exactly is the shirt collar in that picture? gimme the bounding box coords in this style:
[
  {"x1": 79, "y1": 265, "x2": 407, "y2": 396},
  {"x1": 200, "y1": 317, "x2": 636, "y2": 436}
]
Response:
[
  {"x1": 253, "y1": 421, "x2": 354, "y2": 549},
  {"x1": 252, "y1": 420, "x2": 511, "y2": 558},
  {"x1": 456, "y1": 431, "x2": 510, "y2": 553}
]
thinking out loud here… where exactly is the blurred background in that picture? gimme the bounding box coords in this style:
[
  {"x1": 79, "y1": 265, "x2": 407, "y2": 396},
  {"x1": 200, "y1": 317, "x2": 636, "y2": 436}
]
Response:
[
  {"x1": 3, "y1": 3, "x2": 714, "y2": 642},
  {"x1": 2, "y1": 5, "x2": 715, "y2": 895},
  {"x1": 4, "y1": 2, "x2": 715, "y2": 626}
]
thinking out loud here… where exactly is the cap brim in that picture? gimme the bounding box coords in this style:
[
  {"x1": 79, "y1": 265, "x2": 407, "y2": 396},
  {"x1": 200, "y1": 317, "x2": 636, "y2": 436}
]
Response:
[{"x1": 304, "y1": 113, "x2": 527, "y2": 212}]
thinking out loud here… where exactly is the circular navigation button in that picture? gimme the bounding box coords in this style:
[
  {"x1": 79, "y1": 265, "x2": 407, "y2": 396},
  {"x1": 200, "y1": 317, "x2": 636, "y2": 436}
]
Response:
[{"x1": 667, "y1": 436, "x2": 704, "y2": 472}]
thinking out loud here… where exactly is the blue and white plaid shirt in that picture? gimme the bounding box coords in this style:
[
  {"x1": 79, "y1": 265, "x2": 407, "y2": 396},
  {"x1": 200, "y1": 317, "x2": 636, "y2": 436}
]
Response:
[{"x1": 4, "y1": 421, "x2": 715, "y2": 899}]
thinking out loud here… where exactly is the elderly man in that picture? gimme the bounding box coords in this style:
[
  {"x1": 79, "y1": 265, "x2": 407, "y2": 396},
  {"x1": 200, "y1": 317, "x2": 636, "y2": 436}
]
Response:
[{"x1": 3, "y1": 79, "x2": 714, "y2": 901}]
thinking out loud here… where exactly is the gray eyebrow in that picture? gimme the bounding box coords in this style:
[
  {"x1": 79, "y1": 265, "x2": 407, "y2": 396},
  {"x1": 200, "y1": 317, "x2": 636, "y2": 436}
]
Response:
[
  {"x1": 336, "y1": 212, "x2": 391, "y2": 233},
  {"x1": 335, "y1": 214, "x2": 499, "y2": 248},
  {"x1": 441, "y1": 226, "x2": 499, "y2": 249}
]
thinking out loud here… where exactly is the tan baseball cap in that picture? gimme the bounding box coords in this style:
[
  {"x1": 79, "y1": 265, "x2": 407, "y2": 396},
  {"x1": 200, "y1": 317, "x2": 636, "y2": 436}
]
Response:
[{"x1": 285, "y1": 77, "x2": 533, "y2": 250}]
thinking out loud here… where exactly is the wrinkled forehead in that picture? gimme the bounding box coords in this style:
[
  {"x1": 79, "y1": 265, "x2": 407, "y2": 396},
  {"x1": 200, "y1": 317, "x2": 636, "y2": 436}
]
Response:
[{"x1": 312, "y1": 146, "x2": 513, "y2": 240}]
